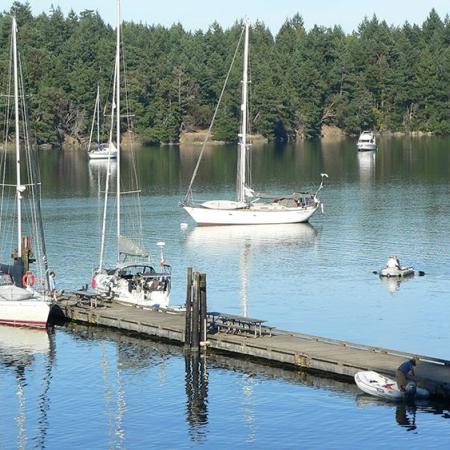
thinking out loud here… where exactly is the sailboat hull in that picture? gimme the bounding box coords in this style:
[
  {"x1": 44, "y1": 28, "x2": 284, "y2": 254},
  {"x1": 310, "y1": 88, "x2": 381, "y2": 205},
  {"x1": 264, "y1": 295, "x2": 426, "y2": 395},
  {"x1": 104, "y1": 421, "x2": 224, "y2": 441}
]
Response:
[
  {"x1": 88, "y1": 147, "x2": 118, "y2": 159},
  {"x1": 0, "y1": 299, "x2": 51, "y2": 328},
  {"x1": 184, "y1": 203, "x2": 319, "y2": 225}
]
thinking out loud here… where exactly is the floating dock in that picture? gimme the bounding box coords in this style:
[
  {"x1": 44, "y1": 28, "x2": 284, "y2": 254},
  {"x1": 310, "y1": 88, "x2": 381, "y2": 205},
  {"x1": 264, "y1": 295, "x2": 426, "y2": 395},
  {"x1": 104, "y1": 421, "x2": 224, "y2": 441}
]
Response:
[{"x1": 57, "y1": 293, "x2": 450, "y2": 400}]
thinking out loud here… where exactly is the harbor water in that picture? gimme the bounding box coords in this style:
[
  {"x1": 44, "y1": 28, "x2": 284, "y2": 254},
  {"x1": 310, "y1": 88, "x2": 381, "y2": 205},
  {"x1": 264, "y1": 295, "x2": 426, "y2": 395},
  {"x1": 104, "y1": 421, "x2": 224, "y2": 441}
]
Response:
[{"x1": 1, "y1": 137, "x2": 450, "y2": 448}]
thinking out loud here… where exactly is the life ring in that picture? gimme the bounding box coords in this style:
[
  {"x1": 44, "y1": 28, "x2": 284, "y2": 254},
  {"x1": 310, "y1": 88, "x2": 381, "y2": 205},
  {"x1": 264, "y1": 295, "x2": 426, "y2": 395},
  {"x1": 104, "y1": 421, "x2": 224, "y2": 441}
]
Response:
[{"x1": 22, "y1": 271, "x2": 35, "y2": 287}]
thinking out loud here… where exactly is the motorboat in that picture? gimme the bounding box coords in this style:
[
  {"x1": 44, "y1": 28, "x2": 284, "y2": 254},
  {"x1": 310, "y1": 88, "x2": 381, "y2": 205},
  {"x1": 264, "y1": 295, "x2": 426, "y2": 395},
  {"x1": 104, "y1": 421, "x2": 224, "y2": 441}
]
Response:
[
  {"x1": 355, "y1": 371, "x2": 429, "y2": 401},
  {"x1": 357, "y1": 131, "x2": 377, "y2": 151}
]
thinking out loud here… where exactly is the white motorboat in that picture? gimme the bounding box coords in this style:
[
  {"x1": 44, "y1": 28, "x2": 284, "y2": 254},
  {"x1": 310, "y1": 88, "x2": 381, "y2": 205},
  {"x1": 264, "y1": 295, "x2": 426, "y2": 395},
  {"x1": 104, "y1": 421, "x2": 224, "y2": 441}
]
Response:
[
  {"x1": 355, "y1": 371, "x2": 429, "y2": 401},
  {"x1": 87, "y1": 85, "x2": 118, "y2": 160},
  {"x1": 379, "y1": 256, "x2": 414, "y2": 278},
  {"x1": 182, "y1": 22, "x2": 327, "y2": 225},
  {"x1": 91, "y1": 0, "x2": 171, "y2": 308},
  {"x1": 357, "y1": 131, "x2": 377, "y2": 151},
  {"x1": 0, "y1": 18, "x2": 54, "y2": 328}
]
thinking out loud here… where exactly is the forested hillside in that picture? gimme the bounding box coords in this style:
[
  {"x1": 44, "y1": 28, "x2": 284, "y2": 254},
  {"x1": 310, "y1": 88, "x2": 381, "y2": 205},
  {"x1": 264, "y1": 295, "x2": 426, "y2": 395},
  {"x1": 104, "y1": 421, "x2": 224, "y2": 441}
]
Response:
[{"x1": 0, "y1": 2, "x2": 449, "y2": 146}]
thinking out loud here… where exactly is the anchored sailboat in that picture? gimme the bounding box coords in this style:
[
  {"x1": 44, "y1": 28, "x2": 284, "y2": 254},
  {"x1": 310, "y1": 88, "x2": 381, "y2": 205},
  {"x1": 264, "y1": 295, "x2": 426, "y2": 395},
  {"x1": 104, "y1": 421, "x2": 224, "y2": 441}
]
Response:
[
  {"x1": 91, "y1": 0, "x2": 171, "y2": 308},
  {"x1": 0, "y1": 17, "x2": 54, "y2": 327},
  {"x1": 87, "y1": 85, "x2": 118, "y2": 160},
  {"x1": 182, "y1": 22, "x2": 327, "y2": 225}
]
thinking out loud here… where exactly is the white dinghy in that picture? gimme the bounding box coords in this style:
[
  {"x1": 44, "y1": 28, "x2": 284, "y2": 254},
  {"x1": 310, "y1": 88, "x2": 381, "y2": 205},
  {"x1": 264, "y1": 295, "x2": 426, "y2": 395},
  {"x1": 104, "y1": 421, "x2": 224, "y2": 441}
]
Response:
[
  {"x1": 354, "y1": 371, "x2": 429, "y2": 401},
  {"x1": 379, "y1": 256, "x2": 414, "y2": 278}
]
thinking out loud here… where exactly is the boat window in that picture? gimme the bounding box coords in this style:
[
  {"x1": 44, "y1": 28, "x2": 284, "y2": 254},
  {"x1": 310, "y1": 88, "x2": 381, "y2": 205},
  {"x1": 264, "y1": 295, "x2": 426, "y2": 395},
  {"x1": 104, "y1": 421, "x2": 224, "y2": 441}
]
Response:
[{"x1": 119, "y1": 265, "x2": 156, "y2": 277}]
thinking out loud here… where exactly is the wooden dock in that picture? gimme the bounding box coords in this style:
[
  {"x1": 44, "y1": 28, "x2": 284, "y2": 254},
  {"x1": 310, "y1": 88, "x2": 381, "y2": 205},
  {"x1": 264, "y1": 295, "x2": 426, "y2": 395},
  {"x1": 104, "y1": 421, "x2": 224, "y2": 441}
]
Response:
[{"x1": 57, "y1": 295, "x2": 450, "y2": 399}]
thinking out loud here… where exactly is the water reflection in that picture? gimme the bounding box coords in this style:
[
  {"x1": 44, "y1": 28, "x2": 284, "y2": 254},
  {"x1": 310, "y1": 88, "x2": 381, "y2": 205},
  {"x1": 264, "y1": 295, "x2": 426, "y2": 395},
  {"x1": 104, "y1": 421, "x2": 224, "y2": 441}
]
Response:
[
  {"x1": 357, "y1": 151, "x2": 376, "y2": 184},
  {"x1": 356, "y1": 394, "x2": 450, "y2": 432},
  {"x1": 63, "y1": 322, "x2": 450, "y2": 443},
  {"x1": 88, "y1": 159, "x2": 117, "y2": 197},
  {"x1": 395, "y1": 404, "x2": 417, "y2": 431},
  {"x1": 185, "y1": 224, "x2": 317, "y2": 316},
  {"x1": 184, "y1": 352, "x2": 209, "y2": 442},
  {"x1": 379, "y1": 274, "x2": 414, "y2": 294},
  {"x1": 0, "y1": 326, "x2": 54, "y2": 450},
  {"x1": 185, "y1": 223, "x2": 317, "y2": 249}
]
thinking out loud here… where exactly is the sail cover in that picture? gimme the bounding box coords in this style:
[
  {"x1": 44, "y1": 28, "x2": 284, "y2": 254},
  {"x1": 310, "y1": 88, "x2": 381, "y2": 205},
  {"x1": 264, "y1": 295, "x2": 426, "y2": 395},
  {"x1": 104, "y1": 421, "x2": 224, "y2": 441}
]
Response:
[{"x1": 118, "y1": 235, "x2": 149, "y2": 258}]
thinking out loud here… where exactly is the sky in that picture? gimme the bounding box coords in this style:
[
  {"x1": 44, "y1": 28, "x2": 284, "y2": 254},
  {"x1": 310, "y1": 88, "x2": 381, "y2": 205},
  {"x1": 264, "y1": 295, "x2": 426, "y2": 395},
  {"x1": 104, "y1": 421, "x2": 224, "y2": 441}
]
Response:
[{"x1": 8, "y1": 0, "x2": 450, "y2": 33}]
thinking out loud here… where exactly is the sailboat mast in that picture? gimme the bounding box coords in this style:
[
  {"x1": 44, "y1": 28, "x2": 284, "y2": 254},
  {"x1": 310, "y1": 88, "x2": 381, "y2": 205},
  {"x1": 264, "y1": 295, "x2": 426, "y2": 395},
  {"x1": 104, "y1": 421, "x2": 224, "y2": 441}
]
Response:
[
  {"x1": 12, "y1": 17, "x2": 22, "y2": 258},
  {"x1": 116, "y1": 0, "x2": 121, "y2": 263},
  {"x1": 237, "y1": 22, "x2": 249, "y2": 204},
  {"x1": 96, "y1": 84, "x2": 100, "y2": 144}
]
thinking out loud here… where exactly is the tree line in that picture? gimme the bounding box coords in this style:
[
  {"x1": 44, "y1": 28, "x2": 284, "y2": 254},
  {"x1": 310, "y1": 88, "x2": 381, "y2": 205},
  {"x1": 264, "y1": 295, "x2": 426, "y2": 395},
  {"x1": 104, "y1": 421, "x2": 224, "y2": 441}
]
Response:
[{"x1": 0, "y1": 2, "x2": 449, "y2": 146}]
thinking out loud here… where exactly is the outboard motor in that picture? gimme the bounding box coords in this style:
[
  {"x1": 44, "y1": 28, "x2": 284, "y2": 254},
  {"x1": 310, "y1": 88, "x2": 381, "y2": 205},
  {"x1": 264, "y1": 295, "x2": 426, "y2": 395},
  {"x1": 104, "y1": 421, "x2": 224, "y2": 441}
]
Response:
[{"x1": 404, "y1": 381, "x2": 417, "y2": 400}]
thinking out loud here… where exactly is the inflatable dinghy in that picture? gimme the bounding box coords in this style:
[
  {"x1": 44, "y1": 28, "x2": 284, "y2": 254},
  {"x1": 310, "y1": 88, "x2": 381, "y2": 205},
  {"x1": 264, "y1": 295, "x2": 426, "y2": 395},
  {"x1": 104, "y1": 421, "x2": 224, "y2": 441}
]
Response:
[
  {"x1": 379, "y1": 256, "x2": 415, "y2": 278},
  {"x1": 379, "y1": 266, "x2": 414, "y2": 278},
  {"x1": 354, "y1": 371, "x2": 429, "y2": 401}
]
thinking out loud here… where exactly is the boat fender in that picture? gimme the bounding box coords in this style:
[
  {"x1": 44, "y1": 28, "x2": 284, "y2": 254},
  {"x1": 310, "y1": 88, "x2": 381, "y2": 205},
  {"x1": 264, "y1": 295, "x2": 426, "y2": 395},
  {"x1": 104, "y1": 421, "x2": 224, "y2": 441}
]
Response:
[
  {"x1": 91, "y1": 278, "x2": 97, "y2": 288},
  {"x1": 22, "y1": 271, "x2": 35, "y2": 287}
]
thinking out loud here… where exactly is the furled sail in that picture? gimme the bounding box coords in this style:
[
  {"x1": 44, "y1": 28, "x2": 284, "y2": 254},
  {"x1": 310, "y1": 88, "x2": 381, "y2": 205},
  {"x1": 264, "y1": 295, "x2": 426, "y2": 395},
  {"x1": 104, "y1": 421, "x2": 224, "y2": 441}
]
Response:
[{"x1": 118, "y1": 235, "x2": 148, "y2": 258}]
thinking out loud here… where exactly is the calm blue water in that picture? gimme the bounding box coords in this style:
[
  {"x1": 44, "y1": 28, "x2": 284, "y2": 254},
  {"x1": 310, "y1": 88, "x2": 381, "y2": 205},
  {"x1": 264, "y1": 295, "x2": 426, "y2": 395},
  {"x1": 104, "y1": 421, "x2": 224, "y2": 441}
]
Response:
[{"x1": 1, "y1": 137, "x2": 450, "y2": 448}]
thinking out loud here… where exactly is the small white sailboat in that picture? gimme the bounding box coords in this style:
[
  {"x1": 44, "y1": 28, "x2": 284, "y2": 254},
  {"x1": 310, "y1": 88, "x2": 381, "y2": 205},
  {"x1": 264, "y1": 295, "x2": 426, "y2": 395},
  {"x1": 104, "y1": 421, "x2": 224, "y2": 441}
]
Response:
[
  {"x1": 182, "y1": 22, "x2": 327, "y2": 225},
  {"x1": 357, "y1": 131, "x2": 377, "y2": 151},
  {"x1": 87, "y1": 85, "x2": 118, "y2": 160},
  {"x1": 0, "y1": 18, "x2": 54, "y2": 328},
  {"x1": 91, "y1": 0, "x2": 171, "y2": 308}
]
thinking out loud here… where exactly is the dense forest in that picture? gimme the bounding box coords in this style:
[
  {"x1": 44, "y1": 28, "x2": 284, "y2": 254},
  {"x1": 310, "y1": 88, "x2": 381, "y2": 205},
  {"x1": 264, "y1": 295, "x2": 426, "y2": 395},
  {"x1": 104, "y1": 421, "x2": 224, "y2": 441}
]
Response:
[{"x1": 0, "y1": 2, "x2": 449, "y2": 146}]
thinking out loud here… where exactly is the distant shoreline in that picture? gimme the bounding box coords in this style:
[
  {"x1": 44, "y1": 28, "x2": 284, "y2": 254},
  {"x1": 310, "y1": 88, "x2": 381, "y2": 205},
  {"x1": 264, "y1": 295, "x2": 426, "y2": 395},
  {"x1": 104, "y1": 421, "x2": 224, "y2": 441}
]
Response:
[{"x1": 1, "y1": 128, "x2": 439, "y2": 151}]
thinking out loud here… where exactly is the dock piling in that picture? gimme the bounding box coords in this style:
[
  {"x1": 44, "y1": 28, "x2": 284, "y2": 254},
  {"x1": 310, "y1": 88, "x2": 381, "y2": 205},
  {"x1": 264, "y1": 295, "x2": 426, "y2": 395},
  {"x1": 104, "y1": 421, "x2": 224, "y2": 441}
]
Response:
[
  {"x1": 184, "y1": 267, "x2": 193, "y2": 349},
  {"x1": 199, "y1": 273, "x2": 207, "y2": 346},
  {"x1": 184, "y1": 270, "x2": 207, "y2": 352},
  {"x1": 191, "y1": 272, "x2": 200, "y2": 351}
]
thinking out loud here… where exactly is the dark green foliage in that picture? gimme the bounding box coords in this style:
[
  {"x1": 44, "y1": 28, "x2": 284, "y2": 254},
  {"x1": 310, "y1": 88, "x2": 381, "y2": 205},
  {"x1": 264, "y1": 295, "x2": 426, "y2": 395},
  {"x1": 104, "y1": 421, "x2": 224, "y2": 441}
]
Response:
[{"x1": 0, "y1": 4, "x2": 448, "y2": 145}]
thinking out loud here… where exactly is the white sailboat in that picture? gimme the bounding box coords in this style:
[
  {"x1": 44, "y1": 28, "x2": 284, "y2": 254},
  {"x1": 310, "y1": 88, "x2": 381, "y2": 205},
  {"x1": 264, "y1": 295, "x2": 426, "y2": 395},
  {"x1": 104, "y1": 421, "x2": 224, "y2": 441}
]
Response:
[
  {"x1": 0, "y1": 17, "x2": 53, "y2": 328},
  {"x1": 91, "y1": 0, "x2": 171, "y2": 308},
  {"x1": 182, "y1": 22, "x2": 327, "y2": 225},
  {"x1": 87, "y1": 85, "x2": 118, "y2": 160}
]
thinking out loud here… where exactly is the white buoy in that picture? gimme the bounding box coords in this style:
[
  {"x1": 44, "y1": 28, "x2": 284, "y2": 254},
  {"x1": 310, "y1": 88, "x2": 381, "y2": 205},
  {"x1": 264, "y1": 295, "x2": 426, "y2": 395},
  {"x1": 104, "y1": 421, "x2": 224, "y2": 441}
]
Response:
[{"x1": 180, "y1": 222, "x2": 188, "y2": 230}]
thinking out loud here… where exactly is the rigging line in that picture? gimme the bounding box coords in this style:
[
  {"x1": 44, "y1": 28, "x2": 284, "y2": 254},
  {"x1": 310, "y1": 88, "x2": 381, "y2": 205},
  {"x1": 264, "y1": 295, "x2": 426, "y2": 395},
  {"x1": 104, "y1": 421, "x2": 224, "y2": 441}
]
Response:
[
  {"x1": 120, "y1": 32, "x2": 145, "y2": 252},
  {"x1": 247, "y1": 61, "x2": 253, "y2": 189},
  {"x1": 99, "y1": 55, "x2": 118, "y2": 271},
  {"x1": 19, "y1": 50, "x2": 49, "y2": 289},
  {"x1": 120, "y1": 39, "x2": 139, "y2": 193},
  {"x1": 183, "y1": 24, "x2": 245, "y2": 204},
  {"x1": 1, "y1": 35, "x2": 14, "y2": 238}
]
